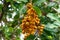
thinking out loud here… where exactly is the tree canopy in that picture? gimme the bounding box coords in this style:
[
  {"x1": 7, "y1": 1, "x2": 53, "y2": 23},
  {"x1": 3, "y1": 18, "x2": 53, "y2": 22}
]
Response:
[{"x1": 0, "y1": 0, "x2": 60, "y2": 40}]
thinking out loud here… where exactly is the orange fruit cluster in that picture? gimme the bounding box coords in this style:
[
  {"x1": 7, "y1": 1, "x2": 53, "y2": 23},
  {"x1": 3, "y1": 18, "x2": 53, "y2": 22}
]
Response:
[
  {"x1": 20, "y1": 3, "x2": 44, "y2": 39},
  {"x1": 37, "y1": 24, "x2": 44, "y2": 35}
]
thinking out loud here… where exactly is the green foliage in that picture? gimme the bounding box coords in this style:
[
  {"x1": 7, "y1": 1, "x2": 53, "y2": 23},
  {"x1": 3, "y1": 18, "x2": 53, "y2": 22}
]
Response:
[
  {"x1": 33, "y1": 0, "x2": 46, "y2": 6},
  {"x1": 26, "y1": 35, "x2": 35, "y2": 40},
  {"x1": 6, "y1": 0, "x2": 12, "y2": 2},
  {"x1": 0, "y1": 0, "x2": 60, "y2": 40},
  {"x1": 0, "y1": 4, "x2": 2, "y2": 12},
  {"x1": 33, "y1": 6, "x2": 42, "y2": 17}
]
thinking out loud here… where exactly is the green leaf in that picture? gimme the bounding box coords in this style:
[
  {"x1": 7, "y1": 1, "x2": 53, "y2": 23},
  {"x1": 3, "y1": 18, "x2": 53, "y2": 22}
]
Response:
[
  {"x1": 7, "y1": 13, "x2": 12, "y2": 18},
  {"x1": 56, "y1": 7, "x2": 60, "y2": 13},
  {"x1": 33, "y1": 0, "x2": 46, "y2": 6},
  {"x1": 41, "y1": 33, "x2": 53, "y2": 40},
  {"x1": 11, "y1": 20, "x2": 18, "y2": 27},
  {"x1": 17, "y1": 0, "x2": 28, "y2": 3},
  {"x1": 19, "y1": 4, "x2": 27, "y2": 14},
  {"x1": 14, "y1": 12, "x2": 19, "y2": 20},
  {"x1": 45, "y1": 23, "x2": 57, "y2": 28},
  {"x1": 33, "y1": 6, "x2": 42, "y2": 17},
  {"x1": 0, "y1": 4, "x2": 2, "y2": 12},
  {"x1": 16, "y1": 29, "x2": 22, "y2": 35},
  {"x1": 16, "y1": 36, "x2": 20, "y2": 40},
  {"x1": 48, "y1": 2, "x2": 56, "y2": 7},
  {"x1": 6, "y1": 0, "x2": 12, "y2": 2},
  {"x1": 9, "y1": 27, "x2": 13, "y2": 32},
  {"x1": 26, "y1": 35, "x2": 35, "y2": 40},
  {"x1": 47, "y1": 13, "x2": 59, "y2": 21},
  {"x1": 40, "y1": 16, "x2": 53, "y2": 24},
  {"x1": 3, "y1": 26, "x2": 11, "y2": 39},
  {"x1": 53, "y1": 21, "x2": 60, "y2": 26},
  {"x1": 44, "y1": 28, "x2": 55, "y2": 36}
]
